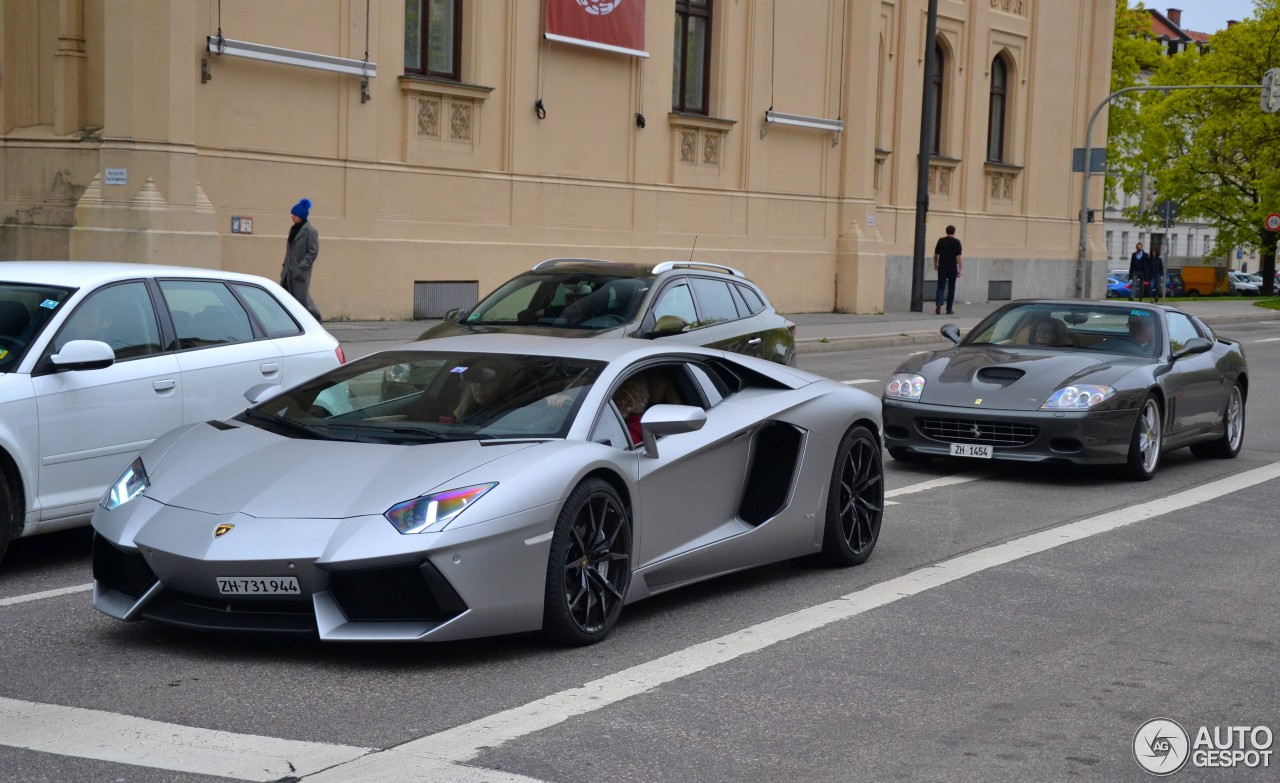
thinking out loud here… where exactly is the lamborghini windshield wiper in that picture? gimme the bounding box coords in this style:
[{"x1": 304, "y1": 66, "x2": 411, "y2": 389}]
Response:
[{"x1": 243, "y1": 409, "x2": 342, "y2": 440}]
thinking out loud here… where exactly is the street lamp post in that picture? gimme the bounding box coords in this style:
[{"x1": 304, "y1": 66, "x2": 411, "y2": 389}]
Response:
[{"x1": 909, "y1": 0, "x2": 940, "y2": 313}]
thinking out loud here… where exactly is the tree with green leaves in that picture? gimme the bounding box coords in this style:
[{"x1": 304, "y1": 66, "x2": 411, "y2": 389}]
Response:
[
  {"x1": 1106, "y1": 1, "x2": 1168, "y2": 200},
  {"x1": 1119, "y1": 0, "x2": 1280, "y2": 295}
]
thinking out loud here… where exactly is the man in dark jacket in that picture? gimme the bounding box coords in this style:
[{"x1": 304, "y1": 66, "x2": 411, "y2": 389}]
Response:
[
  {"x1": 1128, "y1": 242, "x2": 1148, "y2": 302},
  {"x1": 933, "y1": 225, "x2": 963, "y2": 315},
  {"x1": 1147, "y1": 248, "x2": 1165, "y2": 302},
  {"x1": 281, "y1": 198, "x2": 322, "y2": 321}
]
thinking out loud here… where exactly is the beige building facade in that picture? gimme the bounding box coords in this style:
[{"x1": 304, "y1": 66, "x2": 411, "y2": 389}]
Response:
[{"x1": 1, "y1": 0, "x2": 1115, "y2": 320}]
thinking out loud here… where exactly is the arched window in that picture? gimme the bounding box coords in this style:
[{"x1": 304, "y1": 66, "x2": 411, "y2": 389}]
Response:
[
  {"x1": 930, "y1": 41, "x2": 945, "y2": 156},
  {"x1": 987, "y1": 55, "x2": 1008, "y2": 162}
]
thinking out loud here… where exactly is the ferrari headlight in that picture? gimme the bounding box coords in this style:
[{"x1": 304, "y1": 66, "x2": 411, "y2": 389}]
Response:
[
  {"x1": 885, "y1": 373, "x2": 926, "y2": 401},
  {"x1": 1041, "y1": 384, "x2": 1116, "y2": 410},
  {"x1": 103, "y1": 457, "x2": 149, "y2": 510},
  {"x1": 384, "y1": 482, "x2": 497, "y2": 535}
]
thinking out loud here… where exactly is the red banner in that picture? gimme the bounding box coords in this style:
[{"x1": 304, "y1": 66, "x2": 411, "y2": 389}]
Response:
[{"x1": 546, "y1": 0, "x2": 648, "y2": 58}]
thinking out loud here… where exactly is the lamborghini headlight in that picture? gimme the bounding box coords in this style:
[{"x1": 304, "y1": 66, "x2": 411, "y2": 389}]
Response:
[
  {"x1": 103, "y1": 457, "x2": 149, "y2": 510},
  {"x1": 384, "y1": 482, "x2": 497, "y2": 535},
  {"x1": 1041, "y1": 384, "x2": 1116, "y2": 410},
  {"x1": 885, "y1": 373, "x2": 926, "y2": 401}
]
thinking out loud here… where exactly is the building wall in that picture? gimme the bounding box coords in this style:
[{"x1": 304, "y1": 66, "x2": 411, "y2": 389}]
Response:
[{"x1": 1, "y1": 0, "x2": 1115, "y2": 319}]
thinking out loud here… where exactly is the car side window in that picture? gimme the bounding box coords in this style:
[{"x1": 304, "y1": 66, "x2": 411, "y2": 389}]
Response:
[
  {"x1": 687, "y1": 363, "x2": 727, "y2": 407},
  {"x1": 589, "y1": 405, "x2": 631, "y2": 450},
  {"x1": 50, "y1": 282, "x2": 163, "y2": 360},
  {"x1": 736, "y1": 284, "x2": 766, "y2": 315},
  {"x1": 689, "y1": 278, "x2": 740, "y2": 326},
  {"x1": 232, "y1": 284, "x2": 302, "y2": 338},
  {"x1": 1166, "y1": 312, "x2": 1201, "y2": 353},
  {"x1": 650, "y1": 281, "x2": 698, "y2": 330},
  {"x1": 159, "y1": 279, "x2": 255, "y2": 349}
]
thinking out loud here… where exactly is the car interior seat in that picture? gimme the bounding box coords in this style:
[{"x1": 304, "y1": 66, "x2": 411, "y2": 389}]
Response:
[{"x1": 0, "y1": 300, "x2": 31, "y2": 339}]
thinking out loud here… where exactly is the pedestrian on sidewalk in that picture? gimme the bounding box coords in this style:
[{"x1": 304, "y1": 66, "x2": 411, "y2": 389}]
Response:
[
  {"x1": 933, "y1": 225, "x2": 963, "y2": 315},
  {"x1": 1148, "y1": 247, "x2": 1164, "y2": 302},
  {"x1": 281, "y1": 198, "x2": 322, "y2": 322},
  {"x1": 1128, "y1": 242, "x2": 1148, "y2": 302}
]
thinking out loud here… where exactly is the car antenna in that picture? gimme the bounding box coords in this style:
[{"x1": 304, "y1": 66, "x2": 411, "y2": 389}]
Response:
[{"x1": 689, "y1": 235, "x2": 698, "y2": 262}]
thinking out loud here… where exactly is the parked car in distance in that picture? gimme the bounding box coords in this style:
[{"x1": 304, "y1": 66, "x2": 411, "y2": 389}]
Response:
[
  {"x1": 0, "y1": 262, "x2": 344, "y2": 563},
  {"x1": 1106, "y1": 276, "x2": 1130, "y2": 298},
  {"x1": 92, "y1": 334, "x2": 883, "y2": 644},
  {"x1": 418, "y1": 259, "x2": 797, "y2": 366},
  {"x1": 1228, "y1": 271, "x2": 1261, "y2": 295}
]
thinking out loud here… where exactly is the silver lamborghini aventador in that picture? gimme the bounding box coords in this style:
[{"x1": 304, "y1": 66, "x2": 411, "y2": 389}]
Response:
[{"x1": 91, "y1": 334, "x2": 884, "y2": 645}]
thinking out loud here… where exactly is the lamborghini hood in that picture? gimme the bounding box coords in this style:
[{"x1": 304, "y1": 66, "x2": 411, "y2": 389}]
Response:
[
  {"x1": 143, "y1": 421, "x2": 539, "y2": 518},
  {"x1": 905, "y1": 346, "x2": 1146, "y2": 411}
]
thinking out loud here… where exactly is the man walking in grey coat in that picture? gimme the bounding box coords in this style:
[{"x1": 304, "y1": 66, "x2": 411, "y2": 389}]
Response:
[{"x1": 281, "y1": 198, "x2": 322, "y2": 321}]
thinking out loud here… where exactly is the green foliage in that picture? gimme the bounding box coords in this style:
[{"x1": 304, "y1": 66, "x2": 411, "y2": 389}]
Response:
[
  {"x1": 1119, "y1": 0, "x2": 1280, "y2": 264},
  {"x1": 1106, "y1": 2, "x2": 1168, "y2": 198}
]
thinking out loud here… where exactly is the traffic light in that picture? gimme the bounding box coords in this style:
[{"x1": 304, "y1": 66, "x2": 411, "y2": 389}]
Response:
[{"x1": 1262, "y1": 68, "x2": 1280, "y2": 113}]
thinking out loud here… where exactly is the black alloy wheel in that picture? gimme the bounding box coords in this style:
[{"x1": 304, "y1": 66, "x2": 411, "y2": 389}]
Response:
[
  {"x1": 543, "y1": 478, "x2": 632, "y2": 645},
  {"x1": 820, "y1": 425, "x2": 884, "y2": 566}
]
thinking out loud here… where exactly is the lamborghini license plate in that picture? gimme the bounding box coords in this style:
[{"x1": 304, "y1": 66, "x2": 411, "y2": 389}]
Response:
[
  {"x1": 216, "y1": 576, "x2": 301, "y2": 595},
  {"x1": 949, "y1": 443, "x2": 992, "y2": 459}
]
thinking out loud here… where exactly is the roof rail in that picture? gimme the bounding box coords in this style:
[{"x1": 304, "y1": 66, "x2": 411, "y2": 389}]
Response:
[
  {"x1": 531, "y1": 257, "x2": 616, "y2": 271},
  {"x1": 651, "y1": 261, "x2": 746, "y2": 278}
]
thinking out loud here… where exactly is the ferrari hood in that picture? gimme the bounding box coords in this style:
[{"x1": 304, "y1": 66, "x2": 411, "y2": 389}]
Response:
[
  {"x1": 906, "y1": 346, "x2": 1145, "y2": 411},
  {"x1": 143, "y1": 421, "x2": 539, "y2": 518}
]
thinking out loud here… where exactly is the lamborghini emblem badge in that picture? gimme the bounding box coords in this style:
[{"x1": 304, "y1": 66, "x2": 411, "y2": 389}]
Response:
[{"x1": 214, "y1": 523, "x2": 234, "y2": 538}]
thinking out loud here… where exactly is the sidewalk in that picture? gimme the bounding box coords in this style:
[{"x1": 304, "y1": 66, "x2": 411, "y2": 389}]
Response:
[{"x1": 325, "y1": 299, "x2": 1278, "y2": 361}]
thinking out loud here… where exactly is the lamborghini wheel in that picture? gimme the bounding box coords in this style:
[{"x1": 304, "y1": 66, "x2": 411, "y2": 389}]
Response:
[
  {"x1": 1125, "y1": 394, "x2": 1162, "y2": 481},
  {"x1": 820, "y1": 425, "x2": 884, "y2": 566},
  {"x1": 1191, "y1": 382, "x2": 1244, "y2": 459},
  {"x1": 542, "y1": 478, "x2": 632, "y2": 646}
]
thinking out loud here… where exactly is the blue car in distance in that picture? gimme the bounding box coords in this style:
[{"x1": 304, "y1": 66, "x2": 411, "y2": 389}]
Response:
[{"x1": 1106, "y1": 276, "x2": 1131, "y2": 298}]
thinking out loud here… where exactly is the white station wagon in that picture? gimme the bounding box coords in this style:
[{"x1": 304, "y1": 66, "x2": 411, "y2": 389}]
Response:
[{"x1": 0, "y1": 262, "x2": 345, "y2": 562}]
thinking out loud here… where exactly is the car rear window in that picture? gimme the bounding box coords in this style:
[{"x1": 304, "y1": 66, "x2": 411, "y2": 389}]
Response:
[{"x1": 233, "y1": 284, "x2": 302, "y2": 338}]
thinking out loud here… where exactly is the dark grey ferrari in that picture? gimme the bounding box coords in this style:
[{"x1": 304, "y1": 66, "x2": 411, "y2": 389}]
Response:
[{"x1": 881, "y1": 300, "x2": 1247, "y2": 480}]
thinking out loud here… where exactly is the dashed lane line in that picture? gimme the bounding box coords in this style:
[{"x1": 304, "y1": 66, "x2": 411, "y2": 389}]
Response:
[{"x1": 0, "y1": 584, "x2": 92, "y2": 607}]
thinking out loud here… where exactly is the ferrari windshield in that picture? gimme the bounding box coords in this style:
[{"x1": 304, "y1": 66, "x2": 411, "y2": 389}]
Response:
[
  {"x1": 244, "y1": 350, "x2": 605, "y2": 444},
  {"x1": 964, "y1": 303, "x2": 1163, "y2": 357},
  {"x1": 0, "y1": 283, "x2": 75, "y2": 373},
  {"x1": 464, "y1": 271, "x2": 652, "y2": 331}
]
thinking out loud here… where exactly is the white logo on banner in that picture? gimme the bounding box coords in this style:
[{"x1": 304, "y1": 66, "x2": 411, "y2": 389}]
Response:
[{"x1": 576, "y1": 0, "x2": 623, "y2": 15}]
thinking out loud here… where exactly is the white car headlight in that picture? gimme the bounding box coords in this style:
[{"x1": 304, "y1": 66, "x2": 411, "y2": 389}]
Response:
[
  {"x1": 1041, "y1": 384, "x2": 1116, "y2": 410},
  {"x1": 384, "y1": 483, "x2": 497, "y2": 535},
  {"x1": 103, "y1": 457, "x2": 149, "y2": 510},
  {"x1": 885, "y1": 373, "x2": 926, "y2": 401}
]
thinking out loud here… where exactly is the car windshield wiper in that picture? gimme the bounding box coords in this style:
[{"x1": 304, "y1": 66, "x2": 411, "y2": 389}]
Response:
[
  {"x1": 322, "y1": 422, "x2": 451, "y2": 442},
  {"x1": 243, "y1": 409, "x2": 343, "y2": 440}
]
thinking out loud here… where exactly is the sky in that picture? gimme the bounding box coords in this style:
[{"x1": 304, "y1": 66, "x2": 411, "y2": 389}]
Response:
[{"x1": 1149, "y1": 0, "x2": 1260, "y2": 33}]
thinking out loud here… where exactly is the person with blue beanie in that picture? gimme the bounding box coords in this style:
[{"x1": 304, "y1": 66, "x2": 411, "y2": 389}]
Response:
[{"x1": 281, "y1": 198, "x2": 322, "y2": 321}]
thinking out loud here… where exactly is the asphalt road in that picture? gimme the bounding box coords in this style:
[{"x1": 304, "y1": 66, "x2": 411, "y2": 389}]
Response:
[{"x1": 1, "y1": 322, "x2": 1278, "y2": 782}]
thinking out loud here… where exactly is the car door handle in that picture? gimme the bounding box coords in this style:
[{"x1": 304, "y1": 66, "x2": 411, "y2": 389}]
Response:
[
  {"x1": 260, "y1": 363, "x2": 280, "y2": 376},
  {"x1": 152, "y1": 379, "x2": 176, "y2": 391},
  {"x1": 747, "y1": 338, "x2": 762, "y2": 346}
]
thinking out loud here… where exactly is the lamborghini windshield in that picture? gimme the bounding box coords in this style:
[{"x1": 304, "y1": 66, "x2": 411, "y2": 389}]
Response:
[
  {"x1": 963, "y1": 303, "x2": 1163, "y2": 357},
  {"x1": 243, "y1": 350, "x2": 604, "y2": 444}
]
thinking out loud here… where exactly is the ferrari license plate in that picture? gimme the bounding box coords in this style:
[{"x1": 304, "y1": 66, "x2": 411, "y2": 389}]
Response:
[
  {"x1": 216, "y1": 576, "x2": 301, "y2": 595},
  {"x1": 950, "y1": 443, "x2": 993, "y2": 459}
]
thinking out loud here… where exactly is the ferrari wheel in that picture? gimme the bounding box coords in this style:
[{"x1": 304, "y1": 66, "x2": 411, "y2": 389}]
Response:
[
  {"x1": 542, "y1": 478, "x2": 632, "y2": 646},
  {"x1": 1125, "y1": 394, "x2": 1162, "y2": 481},
  {"x1": 820, "y1": 425, "x2": 884, "y2": 566},
  {"x1": 1191, "y1": 382, "x2": 1245, "y2": 459}
]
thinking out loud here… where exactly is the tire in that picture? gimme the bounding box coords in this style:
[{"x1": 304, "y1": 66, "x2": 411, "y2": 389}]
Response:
[
  {"x1": 819, "y1": 425, "x2": 884, "y2": 566},
  {"x1": 0, "y1": 475, "x2": 13, "y2": 565},
  {"x1": 888, "y1": 446, "x2": 931, "y2": 464},
  {"x1": 1191, "y1": 382, "x2": 1245, "y2": 459},
  {"x1": 1186, "y1": 289, "x2": 1201, "y2": 298},
  {"x1": 1125, "y1": 394, "x2": 1163, "y2": 481},
  {"x1": 542, "y1": 478, "x2": 632, "y2": 646}
]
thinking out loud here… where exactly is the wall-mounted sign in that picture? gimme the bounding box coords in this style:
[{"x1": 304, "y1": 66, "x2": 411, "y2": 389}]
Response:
[
  {"x1": 231, "y1": 216, "x2": 254, "y2": 234},
  {"x1": 866, "y1": 215, "x2": 877, "y2": 226},
  {"x1": 104, "y1": 168, "x2": 127, "y2": 185}
]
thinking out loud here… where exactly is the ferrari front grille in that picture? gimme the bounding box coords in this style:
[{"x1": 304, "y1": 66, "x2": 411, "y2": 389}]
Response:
[
  {"x1": 328, "y1": 561, "x2": 466, "y2": 622},
  {"x1": 92, "y1": 534, "x2": 158, "y2": 599},
  {"x1": 916, "y1": 417, "x2": 1038, "y2": 447}
]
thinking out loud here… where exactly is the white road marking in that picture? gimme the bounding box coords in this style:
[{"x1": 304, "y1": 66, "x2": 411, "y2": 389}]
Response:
[
  {"x1": 884, "y1": 472, "x2": 991, "y2": 498},
  {"x1": 0, "y1": 697, "x2": 373, "y2": 782},
  {"x1": 0, "y1": 584, "x2": 92, "y2": 607},
  {"x1": 305, "y1": 460, "x2": 1280, "y2": 779},
  {"x1": 8, "y1": 463, "x2": 1279, "y2": 782},
  {"x1": 841, "y1": 379, "x2": 879, "y2": 385},
  {"x1": 1251, "y1": 337, "x2": 1280, "y2": 343}
]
